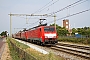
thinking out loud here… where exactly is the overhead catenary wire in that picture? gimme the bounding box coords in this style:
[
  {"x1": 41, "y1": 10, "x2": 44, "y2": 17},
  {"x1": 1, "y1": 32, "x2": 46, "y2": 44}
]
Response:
[
  {"x1": 48, "y1": 0, "x2": 86, "y2": 15},
  {"x1": 25, "y1": 0, "x2": 55, "y2": 26},
  {"x1": 38, "y1": 0, "x2": 59, "y2": 13},
  {"x1": 68, "y1": 0, "x2": 88, "y2": 9},
  {"x1": 33, "y1": 0, "x2": 54, "y2": 14},
  {"x1": 21, "y1": 0, "x2": 85, "y2": 28},
  {"x1": 14, "y1": 0, "x2": 54, "y2": 29},
  {"x1": 66, "y1": 0, "x2": 88, "y2": 16},
  {"x1": 47, "y1": 9, "x2": 90, "y2": 24},
  {"x1": 13, "y1": 0, "x2": 89, "y2": 32},
  {"x1": 26, "y1": 0, "x2": 88, "y2": 28},
  {"x1": 26, "y1": 20, "x2": 40, "y2": 28}
]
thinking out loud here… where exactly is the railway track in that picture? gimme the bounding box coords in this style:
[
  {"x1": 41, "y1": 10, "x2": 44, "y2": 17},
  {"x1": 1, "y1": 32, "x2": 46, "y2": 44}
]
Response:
[
  {"x1": 50, "y1": 42, "x2": 90, "y2": 60},
  {"x1": 57, "y1": 42, "x2": 90, "y2": 50},
  {"x1": 14, "y1": 38, "x2": 90, "y2": 60}
]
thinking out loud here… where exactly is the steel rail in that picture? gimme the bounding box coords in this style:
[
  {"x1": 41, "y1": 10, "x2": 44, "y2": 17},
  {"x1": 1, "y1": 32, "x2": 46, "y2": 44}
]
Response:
[
  {"x1": 50, "y1": 43, "x2": 90, "y2": 59},
  {"x1": 57, "y1": 43, "x2": 90, "y2": 50}
]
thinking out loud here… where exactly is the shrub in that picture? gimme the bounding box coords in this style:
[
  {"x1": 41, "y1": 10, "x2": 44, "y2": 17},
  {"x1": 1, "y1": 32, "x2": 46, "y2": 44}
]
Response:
[{"x1": 58, "y1": 37, "x2": 90, "y2": 45}]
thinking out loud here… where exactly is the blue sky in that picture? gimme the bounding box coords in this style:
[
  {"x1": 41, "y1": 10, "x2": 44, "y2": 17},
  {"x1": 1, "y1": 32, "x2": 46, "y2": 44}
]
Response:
[{"x1": 0, "y1": 0, "x2": 90, "y2": 34}]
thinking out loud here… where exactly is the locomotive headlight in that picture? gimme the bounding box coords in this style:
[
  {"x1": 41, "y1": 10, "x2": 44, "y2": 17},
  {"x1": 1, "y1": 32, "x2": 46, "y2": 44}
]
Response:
[{"x1": 53, "y1": 36, "x2": 56, "y2": 38}]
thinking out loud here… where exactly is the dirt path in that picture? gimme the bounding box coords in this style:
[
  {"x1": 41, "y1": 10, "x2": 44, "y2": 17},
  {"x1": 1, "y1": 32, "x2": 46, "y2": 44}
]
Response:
[{"x1": 0, "y1": 39, "x2": 12, "y2": 60}]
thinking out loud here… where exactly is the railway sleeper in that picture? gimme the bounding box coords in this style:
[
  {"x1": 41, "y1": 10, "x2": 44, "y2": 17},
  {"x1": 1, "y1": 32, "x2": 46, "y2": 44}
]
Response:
[
  {"x1": 55, "y1": 45, "x2": 90, "y2": 54},
  {"x1": 51, "y1": 47, "x2": 90, "y2": 59}
]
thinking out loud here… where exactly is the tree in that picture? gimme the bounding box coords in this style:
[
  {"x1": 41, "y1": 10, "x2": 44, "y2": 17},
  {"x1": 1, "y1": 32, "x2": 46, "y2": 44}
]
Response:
[
  {"x1": 0, "y1": 31, "x2": 7, "y2": 37},
  {"x1": 77, "y1": 27, "x2": 90, "y2": 35},
  {"x1": 72, "y1": 28, "x2": 77, "y2": 35},
  {"x1": 50, "y1": 24, "x2": 69, "y2": 36},
  {"x1": 74, "y1": 27, "x2": 90, "y2": 37},
  {"x1": 59, "y1": 27, "x2": 68, "y2": 36}
]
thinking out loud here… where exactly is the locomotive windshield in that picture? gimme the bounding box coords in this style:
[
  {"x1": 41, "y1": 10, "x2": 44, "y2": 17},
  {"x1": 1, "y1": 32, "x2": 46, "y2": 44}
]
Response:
[{"x1": 44, "y1": 27, "x2": 55, "y2": 32}]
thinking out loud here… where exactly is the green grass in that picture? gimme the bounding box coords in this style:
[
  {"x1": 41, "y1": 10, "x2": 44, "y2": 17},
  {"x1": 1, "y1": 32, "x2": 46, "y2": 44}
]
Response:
[
  {"x1": 8, "y1": 38, "x2": 65, "y2": 60},
  {"x1": 7, "y1": 38, "x2": 21, "y2": 60},
  {"x1": 11, "y1": 38, "x2": 29, "y2": 50},
  {"x1": 26, "y1": 48, "x2": 64, "y2": 60}
]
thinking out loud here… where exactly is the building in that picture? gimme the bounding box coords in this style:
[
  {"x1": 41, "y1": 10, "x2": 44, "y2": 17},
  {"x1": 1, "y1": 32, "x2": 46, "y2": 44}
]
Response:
[
  {"x1": 63, "y1": 19, "x2": 69, "y2": 31},
  {"x1": 63, "y1": 19, "x2": 72, "y2": 36}
]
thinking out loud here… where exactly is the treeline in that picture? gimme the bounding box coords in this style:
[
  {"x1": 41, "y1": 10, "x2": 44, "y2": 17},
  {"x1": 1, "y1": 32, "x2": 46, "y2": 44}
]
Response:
[
  {"x1": 50, "y1": 24, "x2": 90, "y2": 37},
  {"x1": 72, "y1": 27, "x2": 90, "y2": 37}
]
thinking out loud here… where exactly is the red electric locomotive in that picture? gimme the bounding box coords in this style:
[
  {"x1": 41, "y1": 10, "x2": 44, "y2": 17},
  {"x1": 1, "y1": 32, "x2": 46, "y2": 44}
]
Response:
[
  {"x1": 27, "y1": 26, "x2": 58, "y2": 45},
  {"x1": 14, "y1": 25, "x2": 58, "y2": 45}
]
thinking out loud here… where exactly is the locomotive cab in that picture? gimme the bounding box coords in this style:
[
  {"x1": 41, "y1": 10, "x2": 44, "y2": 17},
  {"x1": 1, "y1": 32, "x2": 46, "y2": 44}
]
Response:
[{"x1": 43, "y1": 26, "x2": 58, "y2": 44}]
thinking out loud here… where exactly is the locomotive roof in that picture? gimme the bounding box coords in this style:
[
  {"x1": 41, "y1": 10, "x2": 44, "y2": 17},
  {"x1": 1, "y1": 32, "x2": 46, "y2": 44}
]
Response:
[
  {"x1": 16, "y1": 25, "x2": 55, "y2": 34},
  {"x1": 28, "y1": 26, "x2": 55, "y2": 30},
  {"x1": 28, "y1": 23, "x2": 47, "y2": 30},
  {"x1": 17, "y1": 23, "x2": 55, "y2": 33}
]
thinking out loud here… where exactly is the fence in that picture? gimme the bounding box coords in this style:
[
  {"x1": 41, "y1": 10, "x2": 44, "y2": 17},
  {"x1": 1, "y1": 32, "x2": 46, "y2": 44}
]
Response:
[
  {"x1": 59, "y1": 35, "x2": 90, "y2": 39},
  {"x1": 9, "y1": 40, "x2": 37, "y2": 60}
]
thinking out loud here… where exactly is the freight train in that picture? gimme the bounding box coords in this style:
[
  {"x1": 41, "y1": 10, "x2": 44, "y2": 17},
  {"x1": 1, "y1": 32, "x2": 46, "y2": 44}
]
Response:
[{"x1": 13, "y1": 25, "x2": 58, "y2": 45}]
